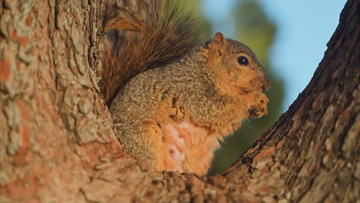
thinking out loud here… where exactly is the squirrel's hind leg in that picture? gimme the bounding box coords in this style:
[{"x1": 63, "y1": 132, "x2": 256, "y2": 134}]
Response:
[{"x1": 157, "y1": 121, "x2": 220, "y2": 176}]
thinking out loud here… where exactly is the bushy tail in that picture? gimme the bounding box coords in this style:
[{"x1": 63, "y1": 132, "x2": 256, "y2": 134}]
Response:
[{"x1": 100, "y1": 0, "x2": 200, "y2": 104}]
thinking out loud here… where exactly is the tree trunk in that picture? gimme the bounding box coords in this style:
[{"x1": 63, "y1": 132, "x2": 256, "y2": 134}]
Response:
[{"x1": 0, "y1": 0, "x2": 359, "y2": 202}]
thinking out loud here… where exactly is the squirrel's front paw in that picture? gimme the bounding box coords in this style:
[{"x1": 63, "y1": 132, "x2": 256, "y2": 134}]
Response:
[{"x1": 247, "y1": 92, "x2": 269, "y2": 118}]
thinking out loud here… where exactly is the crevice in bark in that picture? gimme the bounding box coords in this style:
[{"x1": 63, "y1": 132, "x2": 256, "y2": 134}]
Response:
[{"x1": 54, "y1": 0, "x2": 60, "y2": 30}]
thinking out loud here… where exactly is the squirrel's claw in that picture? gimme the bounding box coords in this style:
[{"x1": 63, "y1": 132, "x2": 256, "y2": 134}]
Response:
[{"x1": 248, "y1": 92, "x2": 269, "y2": 118}]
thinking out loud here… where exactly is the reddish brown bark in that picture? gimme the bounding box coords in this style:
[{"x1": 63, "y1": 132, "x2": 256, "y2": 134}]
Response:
[
  {"x1": 0, "y1": 0, "x2": 359, "y2": 202},
  {"x1": 1, "y1": 1, "x2": 122, "y2": 202}
]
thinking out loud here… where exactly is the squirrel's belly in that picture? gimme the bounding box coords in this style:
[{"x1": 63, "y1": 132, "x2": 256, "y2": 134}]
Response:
[{"x1": 154, "y1": 121, "x2": 220, "y2": 175}]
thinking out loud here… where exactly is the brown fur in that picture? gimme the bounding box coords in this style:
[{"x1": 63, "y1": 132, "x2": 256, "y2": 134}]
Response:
[
  {"x1": 100, "y1": 0, "x2": 200, "y2": 104},
  {"x1": 102, "y1": 1, "x2": 270, "y2": 175}
]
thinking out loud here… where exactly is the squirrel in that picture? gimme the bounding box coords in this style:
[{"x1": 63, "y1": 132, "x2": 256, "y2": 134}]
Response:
[{"x1": 100, "y1": 0, "x2": 270, "y2": 176}]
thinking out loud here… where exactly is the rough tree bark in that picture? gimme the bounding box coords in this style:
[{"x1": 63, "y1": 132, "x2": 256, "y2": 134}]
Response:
[{"x1": 0, "y1": 0, "x2": 359, "y2": 202}]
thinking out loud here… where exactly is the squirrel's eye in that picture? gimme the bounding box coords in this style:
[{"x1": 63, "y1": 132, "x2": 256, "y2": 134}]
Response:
[{"x1": 237, "y1": 56, "x2": 249, "y2": 66}]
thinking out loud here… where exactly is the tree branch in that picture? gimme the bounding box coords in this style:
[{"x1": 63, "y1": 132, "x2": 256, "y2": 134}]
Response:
[{"x1": 0, "y1": 0, "x2": 358, "y2": 202}]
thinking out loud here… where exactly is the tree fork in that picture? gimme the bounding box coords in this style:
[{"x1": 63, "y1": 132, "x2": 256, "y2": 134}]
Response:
[{"x1": 0, "y1": 0, "x2": 359, "y2": 202}]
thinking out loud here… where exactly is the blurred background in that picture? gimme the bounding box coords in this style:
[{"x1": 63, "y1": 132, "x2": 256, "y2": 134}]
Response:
[{"x1": 178, "y1": 0, "x2": 346, "y2": 175}]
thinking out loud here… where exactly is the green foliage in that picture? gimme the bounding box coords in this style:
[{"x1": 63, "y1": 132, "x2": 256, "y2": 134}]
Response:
[{"x1": 170, "y1": 0, "x2": 212, "y2": 41}]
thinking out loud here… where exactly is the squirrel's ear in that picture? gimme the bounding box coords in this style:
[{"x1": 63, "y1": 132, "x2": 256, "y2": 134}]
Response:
[{"x1": 206, "y1": 32, "x2": 228, "y2": 60}]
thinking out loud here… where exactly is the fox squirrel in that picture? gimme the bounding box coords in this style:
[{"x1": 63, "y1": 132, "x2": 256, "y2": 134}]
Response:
[{"x1": 100, "y1": 0, "x2": 270, "y2": 175}]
